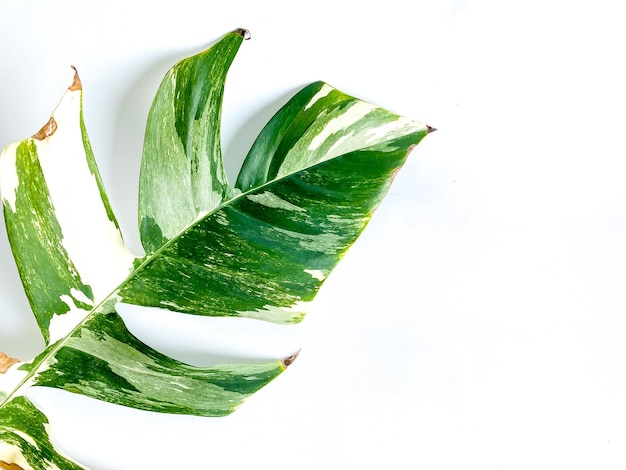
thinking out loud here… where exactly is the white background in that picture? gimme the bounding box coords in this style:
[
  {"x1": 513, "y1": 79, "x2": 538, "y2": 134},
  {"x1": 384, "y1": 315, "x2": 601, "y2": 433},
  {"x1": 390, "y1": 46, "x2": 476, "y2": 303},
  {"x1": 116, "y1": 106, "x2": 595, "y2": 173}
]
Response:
[{"x1": 1, "y1": 0, "x2": 626, "y2": 468}]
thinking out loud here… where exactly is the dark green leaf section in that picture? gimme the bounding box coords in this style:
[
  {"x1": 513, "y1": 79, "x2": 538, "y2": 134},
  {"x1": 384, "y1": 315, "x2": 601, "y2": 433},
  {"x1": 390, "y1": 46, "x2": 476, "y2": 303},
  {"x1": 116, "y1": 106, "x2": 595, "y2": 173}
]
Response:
[
  {"x1": 235, "y1": 81, "x2": 350, "y2": 191},
  {"x1": 34, "y1": 310, "x2": 285, "y2": 417},
  {"x1": 2, "y1": 141, "x2": 93, "y2": 344},
  {"x1": 139, "y1": 30, "x2": 246, "y2": 254},
  {"x1": 120, "y1": 131, "x2": 426, "y2": 324},
  {"x1": 0, "y1": 396, "x2": 84, "y2": 469},
  {"x1": 236, "y1": 81, "x2": 414, "y2": 192}
]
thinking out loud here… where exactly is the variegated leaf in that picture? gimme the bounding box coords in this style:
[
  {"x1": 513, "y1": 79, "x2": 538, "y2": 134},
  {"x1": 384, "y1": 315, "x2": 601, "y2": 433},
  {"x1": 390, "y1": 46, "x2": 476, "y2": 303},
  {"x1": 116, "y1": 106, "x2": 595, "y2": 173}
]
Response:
[
  {"x1": 0, "y1": 29, "x2": 432, "y2": 469},
  {"x1": 0, "y1": 71, "x2": 135, "y2": 346},
  {"x1": 139, "y1": 29, "x2": 246, "y2": 254},
  {"x1": 120, "y1": 82, "x2": 430, "y2": 323}
]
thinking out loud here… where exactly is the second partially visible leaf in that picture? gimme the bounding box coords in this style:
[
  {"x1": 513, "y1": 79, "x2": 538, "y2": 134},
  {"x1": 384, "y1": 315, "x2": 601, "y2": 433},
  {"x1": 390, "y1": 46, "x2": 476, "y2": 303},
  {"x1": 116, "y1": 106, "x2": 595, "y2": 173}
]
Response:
[{"x1": 0, "y1": 72, "x2": 135, "y2": 345}]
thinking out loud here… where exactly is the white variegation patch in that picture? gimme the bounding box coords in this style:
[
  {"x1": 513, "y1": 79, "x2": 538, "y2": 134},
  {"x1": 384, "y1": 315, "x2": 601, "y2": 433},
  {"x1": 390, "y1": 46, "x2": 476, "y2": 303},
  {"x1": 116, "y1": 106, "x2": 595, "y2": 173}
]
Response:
[
  {"x1": 326, "y1": 134, "x2": 350, "y2": 155},
  {"x1": 214, "y1": 211, "x2": 230, "y2": 226},
  {"x1": 247, "y1": 191, "x2": 305, "y2": 212},
  {"x1": 363, "y1": 116, "x2": 424, "y2": 145},
  {"x1": 307, "y1": 101, "x2": 377, "y2": 152},
  {"x1": 34, "y1": 87, "x2": 135, "y2": 301},
  {"x1": 49, "y1": 296, "x2": 92, "y2": 345},
  {"x1": 159, "y1": 300, "x2": 186, "y2": 310},
  {"x1": 312, "y1": 111, "x2": 427, "y2": 162},
  {"x1": 326, "y1": 214, "x2": 355, "y2": 224},
  {"x1": 304, "y1": 83, "x2": 333, "y2": 110},
  {"x1": 0, "y1": 441, "x2": 34, "y2": 470},
  {"x1": 69, "y1": 288, "x2": 92, "y2": 306},
  {"x1": 304, "y1": 269, "x2": 326, "y2": 281},
  {"x1": 274, "y1": 226, "x2": 344, "y2": 255}
]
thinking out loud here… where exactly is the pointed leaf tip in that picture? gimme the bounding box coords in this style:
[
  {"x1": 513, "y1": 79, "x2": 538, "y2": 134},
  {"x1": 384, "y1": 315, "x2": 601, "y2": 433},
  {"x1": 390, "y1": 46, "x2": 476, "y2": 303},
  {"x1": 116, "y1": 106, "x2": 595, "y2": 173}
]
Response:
[
  {"x1": 68, "y1": 65, "x2": 83, "y2": 91},
  {"x1": 233, "y1": 28, "x2": 251, "y2": 40},
  {"x1": 69, "y1": 66, "x2": 82, "y2": 91},
  {"x1": 282, "y1": 350, "x2": 301, "y2": 368},
  {"x1": 426, "y1": 125, "x2": 437, "y2": 134}
]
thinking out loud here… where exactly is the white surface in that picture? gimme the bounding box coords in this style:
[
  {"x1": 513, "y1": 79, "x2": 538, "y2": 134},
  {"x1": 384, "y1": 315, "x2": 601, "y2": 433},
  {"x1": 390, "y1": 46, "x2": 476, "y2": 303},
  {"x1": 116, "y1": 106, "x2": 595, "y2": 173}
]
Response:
[{"x1": 1, "y1": 0, "x2": 626, "y2": 468}]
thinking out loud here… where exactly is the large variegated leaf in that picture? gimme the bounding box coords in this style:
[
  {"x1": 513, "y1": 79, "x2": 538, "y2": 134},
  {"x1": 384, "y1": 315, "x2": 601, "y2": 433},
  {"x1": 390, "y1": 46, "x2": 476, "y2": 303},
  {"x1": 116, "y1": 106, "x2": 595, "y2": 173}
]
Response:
[{"x1": 0, "y1": 29, "x2": 432, "y2": 469}]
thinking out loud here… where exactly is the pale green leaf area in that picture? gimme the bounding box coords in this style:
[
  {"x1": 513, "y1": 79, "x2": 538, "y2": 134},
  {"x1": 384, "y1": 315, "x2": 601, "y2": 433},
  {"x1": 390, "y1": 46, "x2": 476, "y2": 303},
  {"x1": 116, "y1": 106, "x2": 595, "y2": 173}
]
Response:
[{"x1": 0, "y1": 29, "x2": 431, "y2": 469}]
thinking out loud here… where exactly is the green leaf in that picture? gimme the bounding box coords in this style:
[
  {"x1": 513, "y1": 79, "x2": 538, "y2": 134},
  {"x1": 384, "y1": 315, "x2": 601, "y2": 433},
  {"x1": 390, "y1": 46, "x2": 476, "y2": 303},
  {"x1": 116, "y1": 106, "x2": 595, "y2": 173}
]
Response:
[
  {"x1": 139, "y1": 29, "x2": 246, "y2": 254},
  {"x1": 0, "y1": 29, "x2": 432, "y2": 468},
  {"x1": 33, "y1": 309, "x2": 289, "y2": 417},
  {"x1": 122, "y1": 103, "x2": 427, "y2": 323}
]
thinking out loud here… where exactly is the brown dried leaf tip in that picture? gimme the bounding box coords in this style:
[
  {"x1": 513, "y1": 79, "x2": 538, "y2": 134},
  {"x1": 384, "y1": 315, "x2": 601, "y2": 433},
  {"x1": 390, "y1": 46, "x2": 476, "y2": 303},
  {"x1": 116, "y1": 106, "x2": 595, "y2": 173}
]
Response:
[
  {"x1": 282, "y1": 350, "x2": 300, "y2": 368},
  {"x1": 69, "y1": 66, "x2": 82, "y2": 91},
  {"x1": 0, "y1": 460, "x2": 24, "y2": 470},
  {"x1": 0, "y1": 352, "x2": 19, "y2": 374},
  {"x1": 32, "y1": 116, "x2": 57, "y2": 140},
  {"x1": 233, "y1": 28, "x2": 251, "y2": 40}
]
